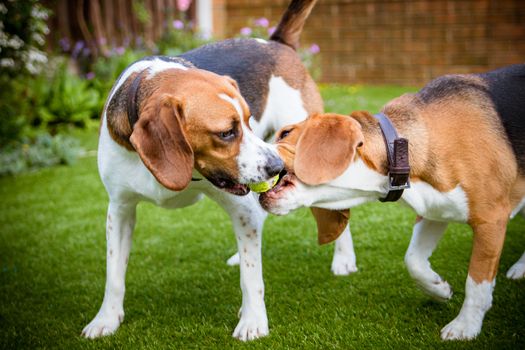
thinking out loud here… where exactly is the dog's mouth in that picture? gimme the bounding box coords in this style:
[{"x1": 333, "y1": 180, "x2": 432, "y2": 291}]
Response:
[
  {"x1": 259, "y1": 169, "x2": 296, "y2": 203},
  {"x1": 208, "y1": 176, "x2": 250, "y2": 196}
]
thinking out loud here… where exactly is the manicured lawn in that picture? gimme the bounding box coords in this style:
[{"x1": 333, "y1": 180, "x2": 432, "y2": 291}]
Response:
[{"x1": 1, "y1": 85, "x2": 524, "y2": 349}]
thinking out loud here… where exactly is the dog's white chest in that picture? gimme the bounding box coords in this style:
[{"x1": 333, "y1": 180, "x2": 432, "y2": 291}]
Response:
[
  {"x1": 402, "y1": 182, "x2": 469, "y2": 222},
  {"x1": 98, "y1": 116, "x2": 204, "y2": 209}
]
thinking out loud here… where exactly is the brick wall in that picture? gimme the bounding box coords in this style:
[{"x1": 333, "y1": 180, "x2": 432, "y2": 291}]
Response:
[{"x1": 216, "y1": 0, "x2": 525, "y2": 85}]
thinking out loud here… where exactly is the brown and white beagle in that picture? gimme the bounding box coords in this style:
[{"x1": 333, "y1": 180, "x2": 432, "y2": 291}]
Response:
[
  {"x1": 82, "y1": 0, "x2": 357, "y2": 342},
  {"x1": 260, "y1": 64, "x2": 525, "y2": 340}
]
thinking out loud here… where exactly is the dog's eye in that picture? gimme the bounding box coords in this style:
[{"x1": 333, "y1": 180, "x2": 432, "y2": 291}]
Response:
[
  {"x1": 218, "y1": 129, "x2": 236, "y2": 141},
  {"x1": 277, "y1": 129, "x2": 292, "y2": 141}
]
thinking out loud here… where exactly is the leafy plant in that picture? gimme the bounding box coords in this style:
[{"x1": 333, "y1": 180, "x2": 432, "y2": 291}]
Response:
[
  {"x1": 36, "y1": 60, "x2": 100, "y2": 130},
  {"x1": 0, "y1": 133, "x2": 82, "y2": 176}
]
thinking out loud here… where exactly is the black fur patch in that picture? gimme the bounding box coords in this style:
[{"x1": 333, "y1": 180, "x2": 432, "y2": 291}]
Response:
[
  {"x1": 180, "y1": 39, "x2": 280, "y2": 121},
  {"x1": 417, "y1": 74, "x2": 489, "y2": 104},
  {"x1": 479, "y1": 64, "x2": 525, "y2": 173}
]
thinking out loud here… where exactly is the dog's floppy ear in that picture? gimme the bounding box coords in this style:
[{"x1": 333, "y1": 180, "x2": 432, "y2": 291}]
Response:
[
  {"x1": 295, "y1": 114, "x2": 364, "y2": 185},
  {"x1": 130, "y1": 95, "x2": 194, "y2": 191},
  {"x1": 310, "y1": 207, "x2": 350, "y2": 245}
]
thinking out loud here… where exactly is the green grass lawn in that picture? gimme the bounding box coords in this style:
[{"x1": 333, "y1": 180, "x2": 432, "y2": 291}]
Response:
[{"x1": 1, "y1": 85, "x2": 524, "y2": 349}]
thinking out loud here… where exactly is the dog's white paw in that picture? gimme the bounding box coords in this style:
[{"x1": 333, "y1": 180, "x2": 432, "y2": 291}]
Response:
[
  {"x1": 232, "y1": 312, "x2": 268, "y2": 341},
  {"x1": 331, "y1": 253, "x2": 358, "y2": 276},
  {"x1": 227, "y1": 252, "x2": 240, "y2": 266},
  {"x1": 440, "y1": 315, "x2": 481, "y2": 340},
  {"x1": 81, "y1": 311, "x2": 124, "y2": 339},
  {"x1": 506, "y1": 262, "x2": 525, "y2": 280},
  {"x1": 417, "y1": 279, "x2": 453, "y2": 302}
]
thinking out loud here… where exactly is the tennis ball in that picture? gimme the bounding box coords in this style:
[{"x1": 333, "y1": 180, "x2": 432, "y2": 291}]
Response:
[{"x1": 248, "y1": 175, "x2": 279, "y2": 193}]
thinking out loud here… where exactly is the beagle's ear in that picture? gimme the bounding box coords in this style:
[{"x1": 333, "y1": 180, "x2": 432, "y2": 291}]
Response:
[
  {"x1": 295, "y1": 114, "x2": 364, "y2": 185},
  {"x1": 310, "y1": 207, "x2": 350, "y2": 245},
  {"x1": 130, "y1": 95, "x2": 194, "y2": 191}
]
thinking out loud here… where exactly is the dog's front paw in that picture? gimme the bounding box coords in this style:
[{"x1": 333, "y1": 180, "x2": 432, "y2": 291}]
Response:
[
  {"x1": 331, "y1": 252, "x2": 357, "y2": 276},
  {"x1": 440, "y1": 315, "x2": 481, "y2": 341},
  {"x1": 232, "y1": 311, "x2": 268, "y2": 341},
  {"x1": 506, "y1": 262, "x2": 525, "y2": 280},
  {"x1": 81, "y1": 311, "x2": 124, "y2": 339},
  {"x1": 417, "y1": 279, "x2": 453, "y2": 302},
  {"x1": 226, "y1": 252, "x2": 240, "y2": 266}
]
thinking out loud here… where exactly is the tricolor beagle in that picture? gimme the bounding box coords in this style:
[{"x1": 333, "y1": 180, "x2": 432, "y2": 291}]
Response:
[
  {"x1": 82, "y1": 0, "x2": 356, "y2": 342},
  {"x1": 260, "y1": 64, "x2": 525, "y2": 340}
]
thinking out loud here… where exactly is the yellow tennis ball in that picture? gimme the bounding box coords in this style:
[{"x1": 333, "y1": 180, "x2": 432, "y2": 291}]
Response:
[{"x1": 248, "y1": 175, "x2": 279, "y2": 193}]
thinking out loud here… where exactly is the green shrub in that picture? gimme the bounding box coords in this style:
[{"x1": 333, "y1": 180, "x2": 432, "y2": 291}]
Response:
[
  {"x1": 36, "y1": 59, "x2": 100, "y2": 130},
  {"x1": 0, "y1": 1, "x2": 50, "y2": 145},
  {"x1": 0, "y1": 133, "x2": 82, "y2": 176}
]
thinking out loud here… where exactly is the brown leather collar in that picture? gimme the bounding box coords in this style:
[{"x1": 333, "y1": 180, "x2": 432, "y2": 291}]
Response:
[{"x1": 373, "y1": 113, "x2": 410, "y2": 202}]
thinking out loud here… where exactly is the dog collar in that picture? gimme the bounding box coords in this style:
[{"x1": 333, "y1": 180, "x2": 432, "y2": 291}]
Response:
[
  {"x1": 126, "y1": 69, "x2": 202, "y2": 182},
  {"x1": 373, "y1": 113, "x2": 410, "y2": 202},
  {"x1": 127, "y1": 69, "x2": 147, "y2": 129}
]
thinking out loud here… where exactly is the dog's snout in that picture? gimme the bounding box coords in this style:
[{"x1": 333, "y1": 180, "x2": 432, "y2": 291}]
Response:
[{"x1": 265, "y1": 156, "x2": 284, "y2": 177}]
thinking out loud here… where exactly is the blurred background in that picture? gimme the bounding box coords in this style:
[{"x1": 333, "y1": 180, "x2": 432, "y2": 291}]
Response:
[{"x1": 1, "y1": 0, "x2": 524, "y2": 173}]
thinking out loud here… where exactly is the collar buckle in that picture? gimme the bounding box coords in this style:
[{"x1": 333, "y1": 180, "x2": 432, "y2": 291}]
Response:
[{"x1": 373, "y1": 113, "x2": 411, "y2": 202}]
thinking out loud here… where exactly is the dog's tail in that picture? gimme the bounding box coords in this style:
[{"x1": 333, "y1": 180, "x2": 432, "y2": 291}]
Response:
[{"x1": 270, "y1": 0, "x2": 317, "y2": 50}]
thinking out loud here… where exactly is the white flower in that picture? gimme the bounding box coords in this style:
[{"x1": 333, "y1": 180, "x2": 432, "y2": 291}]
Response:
[{"x1": 0, "y1": 58, "x2": 15, "y2": 67}]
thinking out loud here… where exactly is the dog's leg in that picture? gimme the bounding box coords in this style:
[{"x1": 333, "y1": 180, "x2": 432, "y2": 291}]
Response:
[
  {"x1": 405, "y1": 217, "x2": 452, "y2": 301},
  {"x1": 506, "y1": 208, "x2": 525, "y2": 279},
  {"x1": 507, "y1": 251, "x2": 525, "y2": 279},
  {"x1": 82, "y1": 200, "x2": 137, "y2": 339},
  {"x1": 207, "y1": 191, "x2": 268, "y2": 341},
  {"x1": 226, "y1": 252, "x2": 240, "y2": 266},
  {"x1": 441, "y1": 217, "x2": 507, "y2": 340},
  {"x1": 331, "y1": 224, "x2": 358, "y2": 276},
  {"x1": 228, "y1": 223, "x2": 358, "y2": 277}
]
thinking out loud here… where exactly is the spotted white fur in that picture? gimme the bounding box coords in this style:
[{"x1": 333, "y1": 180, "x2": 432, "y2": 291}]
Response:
[{"x1": 83, "y1": 64, "x2": 279, "y2": 341}]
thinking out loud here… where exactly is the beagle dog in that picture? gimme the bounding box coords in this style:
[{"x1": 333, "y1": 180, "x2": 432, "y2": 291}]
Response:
[
  {"x1": 82, "y1": 0, "x2": 355, "y2": 342},
  {"x1": 260, "y1": 64, "x2": 525, "y2": 340}
]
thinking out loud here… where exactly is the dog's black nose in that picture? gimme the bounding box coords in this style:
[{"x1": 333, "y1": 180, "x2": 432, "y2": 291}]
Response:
[{"x1": 265, "y1": 156, "x2": 284, "y2": 177}]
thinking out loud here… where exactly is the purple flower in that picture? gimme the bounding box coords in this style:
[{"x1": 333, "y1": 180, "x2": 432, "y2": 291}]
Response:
[
  {"x1": 71, "y1": 40, "x2": 84, "y2": 58},
  {"x1": 240, "y1": 27, "x2": 252, "y2": 36},
  {"x1": 268, "y1": 26, "x2": 276, "y2": 36},
  {"x1": 86, "y1": 72, "x2": 95, "y2": 80},
  {"x1": 58, "y1": 37, "x2": 70, "y2": 51},
  {"x1": 172, "y1": 20, "x2": 184, "y2": 30},
  {"x1": 254, "y1": 17, "x2": 269, "y2": 27},
  {"x1": 82, "y1": 47, "x2": 91, "y2": 57},
  {"x1": 115, "y1": 46, "x2": 125, "y2": 55},
  {"x1": 98, "y1": 37, "x2": 107, "y2": 46},
  {"x1": 309, "y1": 43, "x2": 320, "y2": 54}
]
